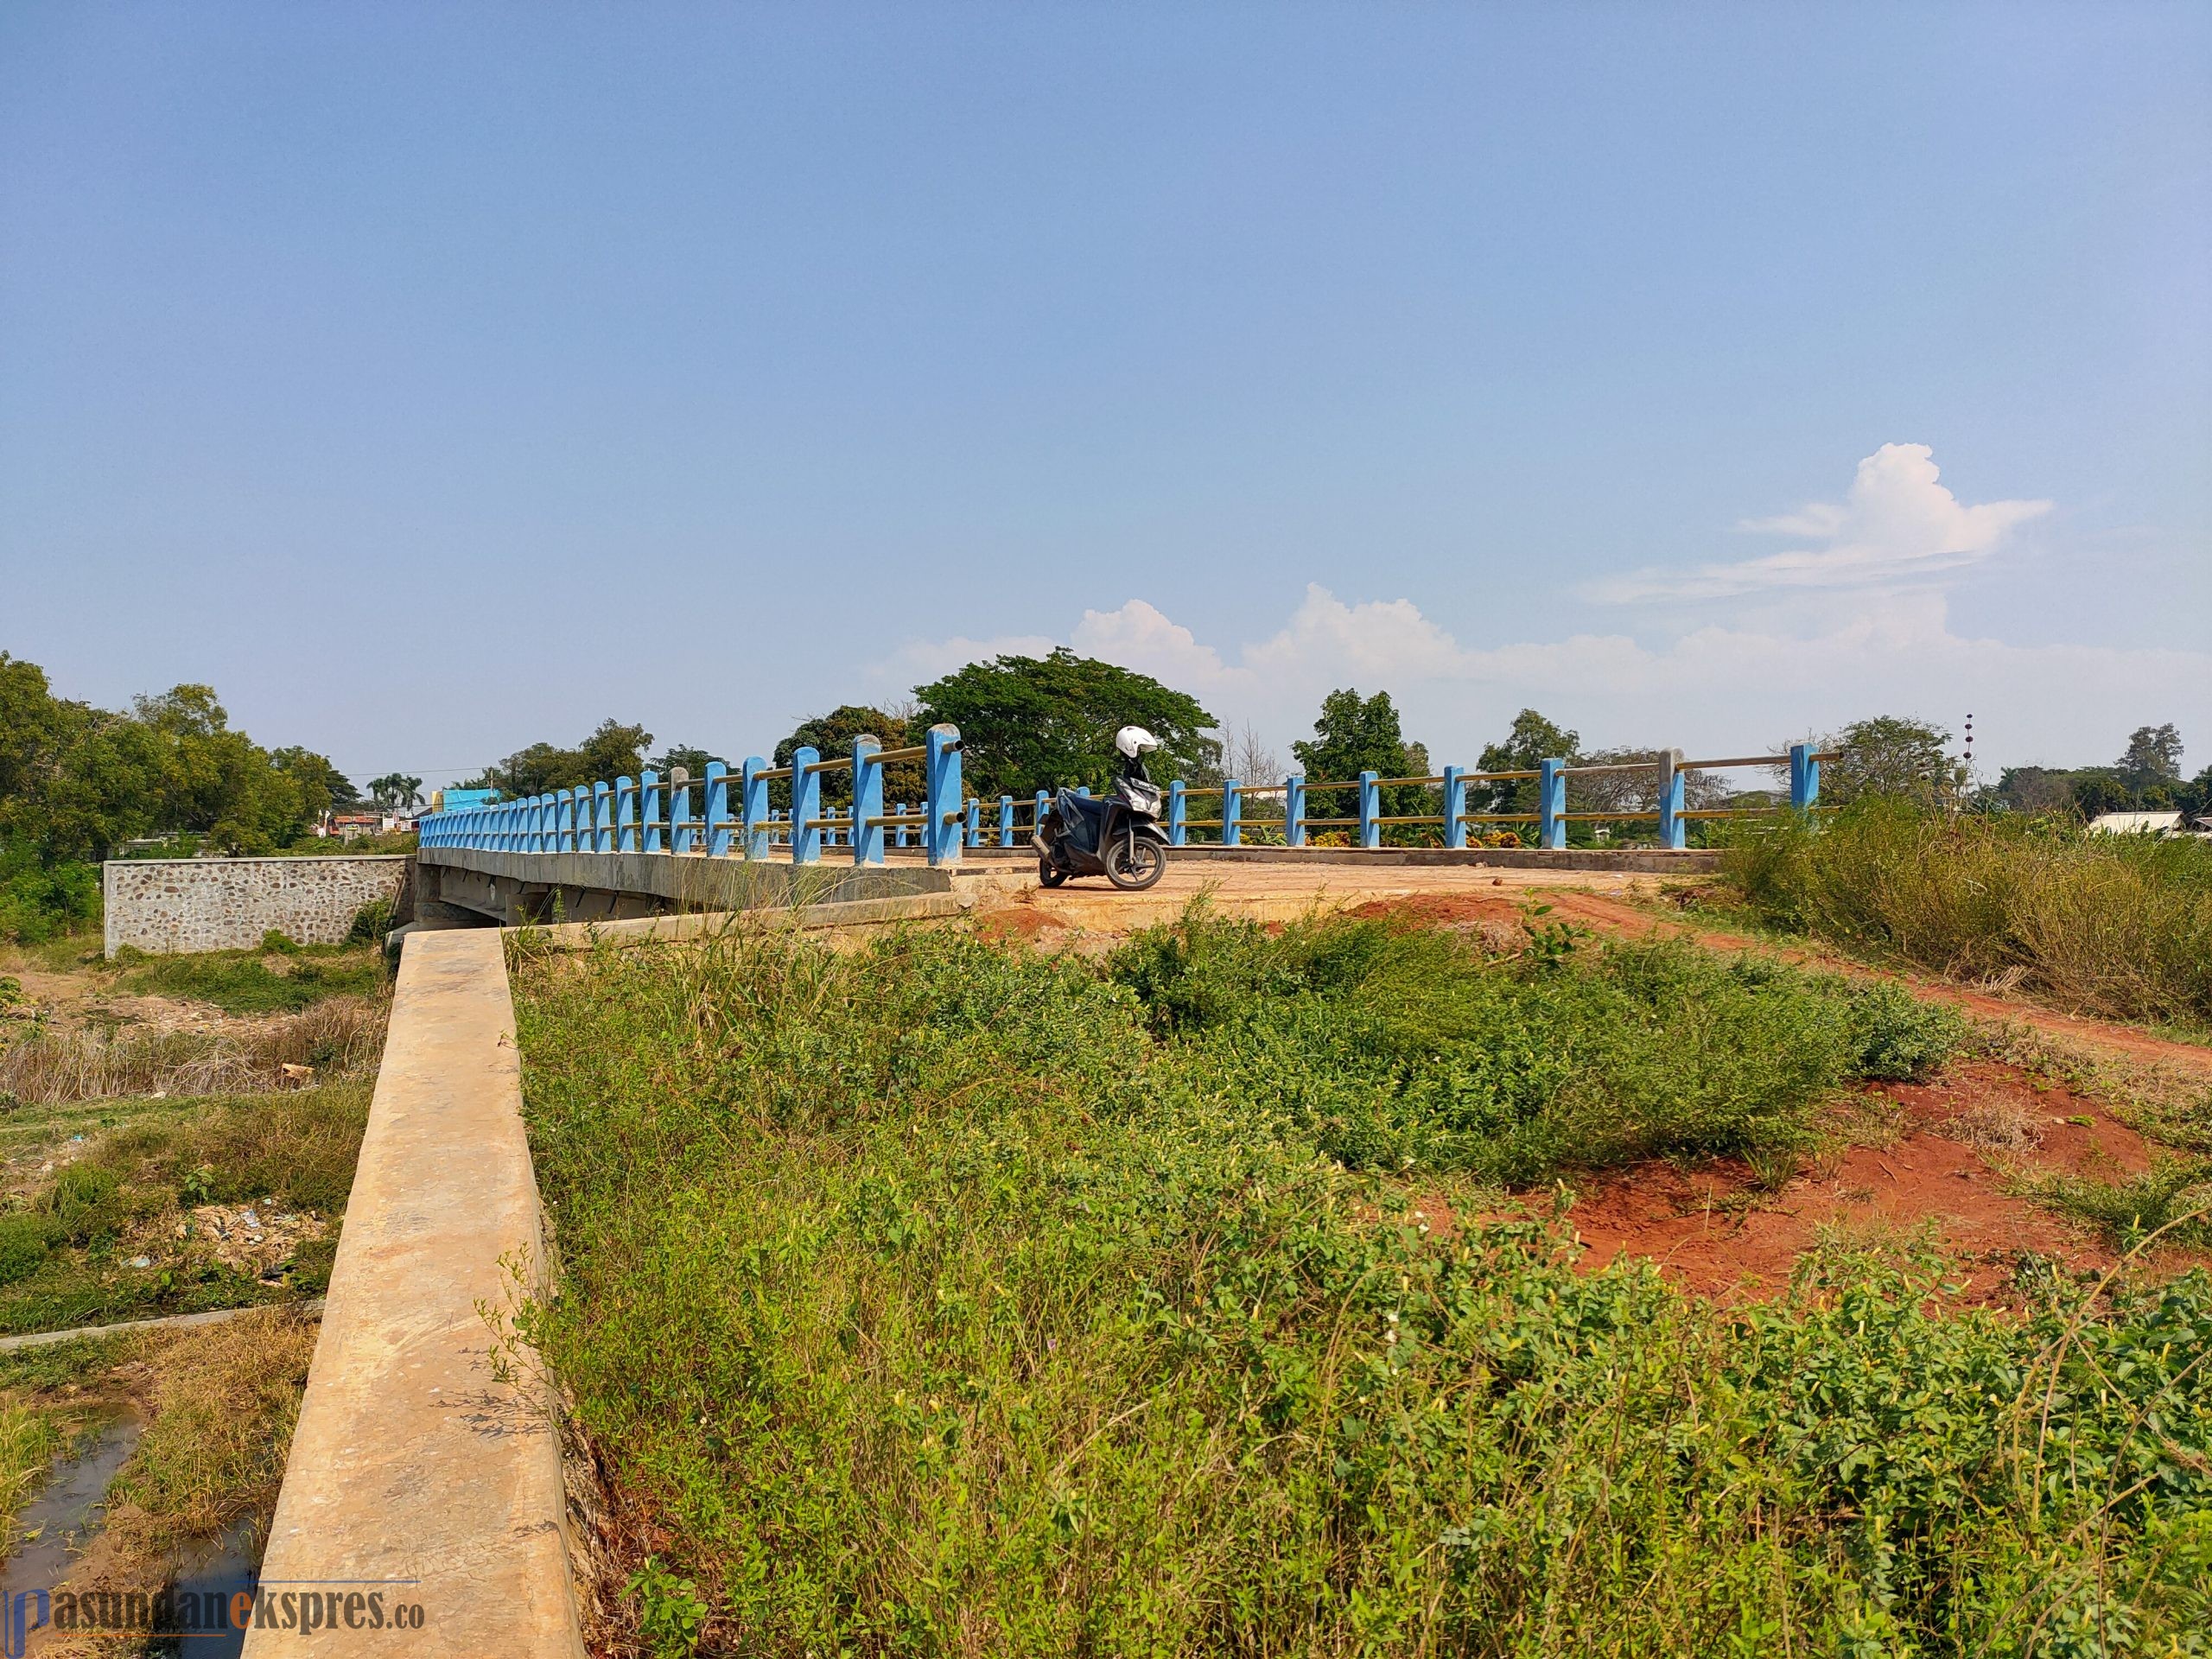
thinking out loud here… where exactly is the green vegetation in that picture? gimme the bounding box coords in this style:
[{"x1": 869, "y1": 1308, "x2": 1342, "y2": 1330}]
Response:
[
  {"x1": 0, "y1": 1085, "x2": 367, "y2": 1335},
  {"x1": 117, "y1": 938, "x2": 385, "y2": 1014},
  {"x1": 1725, "y1": 799, "x2": 2212, "y2": 1027},
  {"x1": 0, "y1": 836, "x2": 99, "y2": 944},
  {"x1": 0, "y1": 653, "x2": 354, "y2": 870},
  {"x1": 915, "y1": 648, "x2": 1218, "y2": 796},
  {"x1": 506, "y1": 913, "x2": 2212, "y2": 1655}
]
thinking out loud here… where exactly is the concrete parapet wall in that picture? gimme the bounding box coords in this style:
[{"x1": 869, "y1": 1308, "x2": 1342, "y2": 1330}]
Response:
[
  {"x1": 103, "y1": 855, "x2": 410, "y2": 957},
  {"x1": 245, "y1": 927, "x2": 584, "y2": 1657}
]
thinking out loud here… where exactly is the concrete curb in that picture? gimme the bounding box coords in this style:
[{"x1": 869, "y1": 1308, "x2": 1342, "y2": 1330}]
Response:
[
  {"x1": 0, "y1": 1299, "x2": 325, "y2": 1353},
  {"x1": 245, "y1": 929, "x2": 584, "y2": 1657}
]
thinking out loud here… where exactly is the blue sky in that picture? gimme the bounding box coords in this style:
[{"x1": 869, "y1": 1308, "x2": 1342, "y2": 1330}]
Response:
[{"x1": 3, "y1": 2, "x2": 2206, "y2": 786}]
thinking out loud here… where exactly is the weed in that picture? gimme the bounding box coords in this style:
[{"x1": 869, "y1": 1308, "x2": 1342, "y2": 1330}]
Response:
[
  {"x1": 1723, "y1": 800, "x2": 2212, "y2": 1026},
  {"x1": 0, "y1": 997, "x2": 384, "y2": 1106},
  {"x1": 2026, "y1": 1159, "x2": 2212, "y2": 1249},
  {"x1": 627, "y1": 1557, "x2": 710, "y2": 1658},
  {"x1": 0, "y1": 1085, "x2": 367, "y2": 1335}
]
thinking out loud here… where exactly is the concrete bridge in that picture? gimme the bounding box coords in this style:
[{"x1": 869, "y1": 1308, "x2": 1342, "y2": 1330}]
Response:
[{"x1": 410, "y1": 724, "x2": 1829, "y2": 928}]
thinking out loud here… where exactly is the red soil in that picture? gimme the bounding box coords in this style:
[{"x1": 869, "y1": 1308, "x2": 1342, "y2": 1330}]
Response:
[{"x1": 1557, "y1": 1064, "x2": 2169, "y2": 1300}]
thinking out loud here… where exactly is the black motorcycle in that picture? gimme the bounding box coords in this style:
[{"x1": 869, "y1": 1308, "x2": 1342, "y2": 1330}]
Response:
[{"x1": 1035, "y1": 775, "x2": 1170, "y2": 890}]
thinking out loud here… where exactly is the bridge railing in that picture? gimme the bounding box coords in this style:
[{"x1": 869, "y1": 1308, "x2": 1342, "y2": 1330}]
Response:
[
  {"x1": 419, "y1": 733, "x2": 1832, "y2": 868},
  {"x1": 1160, "y1": 742, "x2": 1834, "y2": 850}
]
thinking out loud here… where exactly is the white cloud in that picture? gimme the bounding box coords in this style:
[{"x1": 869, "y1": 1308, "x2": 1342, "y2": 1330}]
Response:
[
  {"x1": 875, "y1": 447, "x2": 2203, "y2": 772},
  {"x1": 1588, "y1": 442, "x2": 2052, "y2": 604}
]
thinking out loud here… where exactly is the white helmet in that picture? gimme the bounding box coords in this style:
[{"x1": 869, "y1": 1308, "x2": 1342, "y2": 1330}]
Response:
[{"x1": 1116, "y1": 725, "x2": 1161, "y2": 758}]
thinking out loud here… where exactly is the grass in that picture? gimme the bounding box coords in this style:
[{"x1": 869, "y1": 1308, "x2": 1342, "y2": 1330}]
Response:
[
  {"x1": 0, "y1": 1084, "x2": 367, "y2": 1336},
  {"x1": 116, "y1": 938, "x2": 385, "y2": 1014},
  {"x1": 512, "y1": 909, "x2": 2212, "y2": 1656},
  {"x1": 1721, "y1": 801, "x2": 2212, "y2": 1029},
  {"x1": 0, "y1": 998, "x2": 385, "y2": 1109},
  {"x1": 0, "y1": 1315, "x2": 318, "y2": 1608},
  {"x1": 98, "y1": 1305, "x2": 319, "y2": 1566}
]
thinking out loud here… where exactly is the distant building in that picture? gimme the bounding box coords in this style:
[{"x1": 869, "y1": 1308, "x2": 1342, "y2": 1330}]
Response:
[
  {"x1": 429, "y1": 787, "x2": 501, "y2": 815},
  {"x1": 2085, "y1": 810, "x2": 2209, "y2": 838}
]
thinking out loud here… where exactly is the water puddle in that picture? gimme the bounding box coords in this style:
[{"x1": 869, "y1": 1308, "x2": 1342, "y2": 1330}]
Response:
[
  {"x1": 158, "y1": 1517, "x2": 259, "y2": 1657},
  {"x1": 0, "y1": 1414, "x2": 143, "y2": 1606}
]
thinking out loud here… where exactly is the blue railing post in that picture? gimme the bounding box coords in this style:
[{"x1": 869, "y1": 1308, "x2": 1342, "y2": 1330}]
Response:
[
  {"x1": 1789, "y1": 742, "x2": 1821, "y2": 813},
  {"x1": 791, "y1": 747, "x2": 823, "y2": 864},
  {"x1": 534, "y1": 793, "x2": 551, "y2": 853},
  {"x1": 1539, "y1": 759, "x2": 1567, "y2": 850},
  {"x1": 1358, "y1": 770, "x2": 1380, "y2": 849},
  {"x1": 550, "y1": 790, "x2": 567, "y2": 853},
  {"x1": 1442, "y1": 766, "x2": 1466, "y2": 849},
  {"x1": 1168, "y1": 780, "x2": 1187, "y2": 846},
  {"x1": 614, "y1": 777, "x2": 638, "y2": 853},
  {"x1": 964, "y1": 797, "x2": 981, "y2": 848},
  {"x1": 1223, "y1": 779, "x2": 1242, "y2": 847},
  {"x1": 592, "y1": 781, "x2": 613, "y2": 852},
  {"x1": 670, "y1": 772, "x2": 694, "y2": 854},
  {"x1": 1286, "y1": 774, "x2": 1306, "y2": 847},
  {"x1": 1033, "y1": 789, "x2": 1049, "y2": 841},
  {"x1": 1657, "y1": 752, "x2": 1687, "y2": 850},
  {"x1": 998, "y1": 794, "x2": 1014, "y2": 848},
  {"x1": 893, "y1": 803, "x2": 909, "y2": 849},
  {"x1": 741, "y1": 759, "x2": 770, "y2": 858},
  {"x1": 925, "y1": 724, "x2": 963, "y2": 868},
  {"x1": 641, "y1": 771, "x2": 663, "y2": 853},
  {"x1": 853, "y1": 735, "x2": 885, "y2": 866},
  {"x1": 703, "y1": 762, "x2": 730, "y2": 857}
]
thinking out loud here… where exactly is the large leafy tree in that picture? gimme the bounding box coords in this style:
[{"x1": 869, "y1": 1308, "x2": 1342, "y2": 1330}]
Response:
[
  {"x1": 774, "y1": 705, "x2": 923, "y2": 806},
  {"x1": 915, "y1": 650, "x2": 1217, "y2": 797},
  {"x1": 1291, "y1": 689, "x2": 1433, "y2": 836},
  {"x1": 2118, "y1": 723, "x2": 2183, "y2": 786},
  {"x1": 0, "y1": 657, "x2": 323, "y2": 861},
  {"x1": 1474, "y1": 709, "x2": 1581, "y2": 816},
  {"x1": 1816, "y1": 715, "x2": 1954, "y2": 805}
]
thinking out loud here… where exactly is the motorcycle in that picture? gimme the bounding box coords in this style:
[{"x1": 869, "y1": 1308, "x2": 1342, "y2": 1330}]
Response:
[{"x1": 1034, "y1": 773, "x2": 1170, "y2": 890}]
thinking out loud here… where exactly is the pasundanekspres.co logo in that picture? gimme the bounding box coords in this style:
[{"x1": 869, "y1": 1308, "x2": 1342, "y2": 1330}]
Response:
[{"x1": 4, "y1": 1577, "x2": 427, "y2": 1654}]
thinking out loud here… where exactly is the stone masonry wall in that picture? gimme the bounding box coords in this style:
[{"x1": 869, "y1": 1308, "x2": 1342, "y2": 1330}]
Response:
[{"x1": 104, "y1": 856, "x2": 410, "y2": 957}]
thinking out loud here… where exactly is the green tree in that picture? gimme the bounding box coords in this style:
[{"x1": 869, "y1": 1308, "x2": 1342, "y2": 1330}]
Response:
[
  {"x1": 2072, "y1": 773, "x2": 2133, "y2": 818},
  {"x1": 467, "y1": 720, "x2": 654, "y2": 797},
  {"x1": 2118, "y1": 723, "x2": 2183, "y2": 787},
  {"x1": 774, "y1": 706, "x2": 922, "y2": 806},
  {"x1": 650, "y1": 745, "x2": 725, "y2": 782},
  {"x1": 1475, "y1": 709, "x2": 1581, "y2": 817},
  {"x1": 915, "y1": 650, "x2": 1217, "y2": 798},
  {"x1": 1289, "y1": 690, "x2": 1433, "y2": 838},
  {"x1": 270, "y1": 747, "x2": 358, "y2": 818},
  {"x1": 1816, "y1": 715, "x2": 1953, "y2": 805},
  {"x1": 367, "y1": 773, "x2": 424, "y2": 810}
]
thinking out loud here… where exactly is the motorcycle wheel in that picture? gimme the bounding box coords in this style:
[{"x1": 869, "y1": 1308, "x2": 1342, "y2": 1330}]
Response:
[
  {"x1": 1039, "y1": 854, "x2": 1068, "y2": 888},
  {"x1": 1104, "y1": 836, "x2": 1166, "y2": 891}
]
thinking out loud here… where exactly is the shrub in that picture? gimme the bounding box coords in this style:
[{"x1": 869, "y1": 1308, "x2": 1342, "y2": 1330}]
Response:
[
  {"x1": 1837, "y1": 978, "x2": 1970, "y2": 1080},
  {"x1": 122, "y1": 945, "x2": 384, "y2": 1014},
  {"x1": 0, "y1": 839, "x2": 99, "y2": 944}
]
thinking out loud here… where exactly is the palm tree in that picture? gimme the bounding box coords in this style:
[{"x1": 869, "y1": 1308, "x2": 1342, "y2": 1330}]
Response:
[{"x1": 367, "y1": 773, "x2": 423, "y2": 810}]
